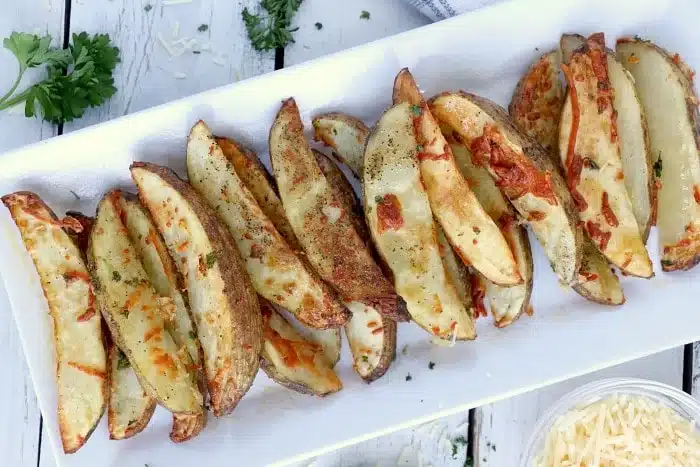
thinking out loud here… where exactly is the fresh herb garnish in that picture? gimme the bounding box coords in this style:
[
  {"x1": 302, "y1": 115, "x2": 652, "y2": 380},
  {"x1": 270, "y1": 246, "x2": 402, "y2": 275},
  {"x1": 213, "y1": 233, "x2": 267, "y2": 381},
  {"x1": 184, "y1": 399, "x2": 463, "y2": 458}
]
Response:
[
  {"x1": 198, "y1": 24, "x2": 209, "y2": 32},
  {"x1": 205, "y1": 252, "x2": 217, "y2": 269},
  {"x1": 661, "y1": 259, "x2": 673, "y2": 267},
  {"x1": 654, "y1": 155, "x2": 663, "y2": 178},
  {"x1": 428, "y1": 361, "x2": 435, "y2": 370},
  {"x1": 112, "y1": 270, "x2": 121, "y2": 282},
  {"x1": 0, "y1": 32, "x2": 119, "y2": 124},
  {"x1": 360, "y1": 10, "x2": 370, "y2": 20},
  {"x1": 416, "y1": 144, "x2": 424, "y2": 152},
  {"x1": 472, "y1": 226, "x2": 480, "y2": 234},
  {"x1": 314, "y1": 22, "x2": 323, "y2": 30},
  {"x1": 144, "y1": 4, "x2": 153, "y2": 12},
  {"x1": 242, "y1": 0, "x2": 303, "y2": 52},
  {"x1": 361, "y1": 355, "x2": 369, "y2": 363},
  {"x1": 374, "y1": 195, "x2": 384, "y2": 203},
  {"x1": 410, "y1": 104, "x2": 422, "y2": 116},
  {"x1": 189, "y1": 330, "x2": 197, "y2": 340},
  {"x1": 405, "y1": 373, "x2": 412, "y2": 381},
  {"x1": 117, "y1": 350, "x2": 130, "y2": 369}
]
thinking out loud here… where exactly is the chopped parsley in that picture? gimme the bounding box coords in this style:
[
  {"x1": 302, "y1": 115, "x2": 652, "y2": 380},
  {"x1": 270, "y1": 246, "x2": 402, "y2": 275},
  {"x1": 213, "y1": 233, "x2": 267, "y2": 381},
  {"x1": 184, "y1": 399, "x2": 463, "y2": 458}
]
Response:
[
  {"x1": 205, "y1": 252, "x2": 217, "y2": 269},
  {"x1": 428, "y1": 361, "x2": 435, "y2": 370},
  {"x1": 360, "y1": 10, "x2": 370, "y2": 20},
  {"x1": 116, "y1": 350, "x2": 130, "y2": 369},
  {"x1": 314, "y1": 22, "x2": 323, "y2": 30},
  {"x1": 374, "y1": 195, "x2": 384, "y2": 203},
  {"x1": 361, "y1": 355, "x2": 369, "y2": 363},
  {"x1": 416, "y1": 144, "x2": 424, "y2": 152},
  {"x1": 144, "y1": 4, "x2": 153, "y2": 12},
  {"x1": 189, "y1": 330, "x2": 197, "y2": 340},
  {"x1": 405, "y1": 373, "x2": 412, "y2": 381},
  {"x1": 654, "y1": 155, "x2": 663, "y2": 178},
  {"x1": 242, "y1": 0, "x2": 303, "y2": 52},
  {"x1": 661, "y1": 259, "x2": 673, "y2": 267},
  {"x1": 410, "y1": 104, "x2": 422, "y2": 116},
  {"x1": 112, "y1": 270, "x2": 121, "y2": 282},
  {"x1": 198, "y1": 24, "x2": 209, "y2": 32},
  {"x1": 472, "y1": 226, "x2": 480, "y2": 234}
]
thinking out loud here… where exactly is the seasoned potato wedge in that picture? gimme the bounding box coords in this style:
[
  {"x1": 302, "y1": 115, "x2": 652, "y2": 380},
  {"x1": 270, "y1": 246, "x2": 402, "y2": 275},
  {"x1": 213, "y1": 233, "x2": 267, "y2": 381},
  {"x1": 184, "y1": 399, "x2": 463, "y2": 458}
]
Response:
[
  {"x1": 364, "y1": 102, "x2": 476, "y2": 340},
  {"x1": 435, "y1": 223, "x2": 474, "y2": 311},
  {"x1": 312, "y1": 112, "x2": 369, "y2": 178},
  {"x1": 559, "y1": 33, "x2": 652, "y2": 277},
  {"x1": 259, "y1": 299, "x2": 342, "y2": 396},
  {"x1": 2, "y1": 192, "x2": 107, "y2": 453},
  {"x1": 107, "y1": 343, "x2": 156, "y2": 440},
  {"x1": 270, "y1": 98, "x2": 408, "y2": 322},
  {"x1": 393, "y1": 69, "x2": 521, "y2": 286},
  {"x1": 572, "y1": 241, "x2": 625, "y2": 305},
  {"x1": 560, "y1": 33, "x2": 585, "y2": 65},
  {"x1": 509, "y1": 50, "x2": 564, "y2": 156},
  {"x1": 430, "y1": 91, "x2": 583, "y2": 285},
  {"x1": 215, "y1": 136, "x2": 301, "y2": 251},
  {"x1": 115, "y1": 191, "x2": 206, "y2": 442},
  {"x1": 88, "y1": 191, "x2": 203, "y2": 414},
  {"x1": 617, "y1": 38, "x2": 700, "y2": 271},
  {"x1": 314, "y1": 149, "x2": 396, "y2": 380},
  {"x1": 448, "y1": 141, "x2": 534, "y2": 326},
  {"x1": 187, "y1": 121, "x2": 349, "y2": 329},
  {"x1": 131, "y1": 162, "x2": 262, "y2": 416}
]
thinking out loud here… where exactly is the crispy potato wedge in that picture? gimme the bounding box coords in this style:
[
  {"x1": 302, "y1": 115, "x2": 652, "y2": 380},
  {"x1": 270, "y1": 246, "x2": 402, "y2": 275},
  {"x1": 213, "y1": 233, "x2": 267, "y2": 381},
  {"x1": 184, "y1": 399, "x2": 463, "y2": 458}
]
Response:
[
  {"x1": 364, "y1": 102, "x2": 476, "y2": 340},
  {"x1": 448, "y1": 141, "x2": 534, "y2": 325},
  {"x1": 269, "y1": 98, "x2": 408, "y2": 321},
  {"x1": 115, "y1": 191, "x2": 206, "y2": 442},
  {"x1": 131, "y1": 162, "x2": 262, "y2": 416},
  {"x1": 509, "y1": 50, "x2": 564, "y2": 156},
  {"x1": 259, "y1": 299, "x2": 342, "y2": 396},
  {"x1": 215, "y1": 136, "x2": 301, "y2": 251},
  {"x1": 312, "y1": 112, "x2": 369, "y2": 178},
  {"x1": 435, "y1": 223, "x2": 475, "y2": 311},
  {"x1": 2, "y1": 192, "x2": 107, "y2": 453},
  {"x1": 560, "y1": 33, "x2": 586, "y2": 65},
  {"x1": 393, "y1": 69, "x2": 521, "y2": 286},
  {"x1": 314, "y1": 149, "x2": 396, "y2": 380},
  {"x1": 430, "y1": 91, "x2": 583, "y2": 285},
  {"x1": 187, "y1": 121, "x2": 349, "y2": 329},
  {"x1": 107, "y1": 343, "x2": 156, "y2": 440},
  {"x1": 617, "y1": 38, "x2": 700, "y2": 271},
  {"x1": 559, "y1": 33, "x2": 652, "y2": 277},
  {"x1": 572, "y1": 241, "x2": 625, "y2": 305},
  {"x1": 88, "y1": 191, "x2": 203, "y2": 414}
]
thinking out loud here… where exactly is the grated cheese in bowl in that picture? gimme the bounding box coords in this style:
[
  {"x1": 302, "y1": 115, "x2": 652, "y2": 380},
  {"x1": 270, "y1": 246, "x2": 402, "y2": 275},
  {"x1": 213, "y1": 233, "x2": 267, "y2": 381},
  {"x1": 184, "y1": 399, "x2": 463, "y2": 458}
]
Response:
[{"x1": 521, "y1": 378, "x2": 700, "y2": 467}]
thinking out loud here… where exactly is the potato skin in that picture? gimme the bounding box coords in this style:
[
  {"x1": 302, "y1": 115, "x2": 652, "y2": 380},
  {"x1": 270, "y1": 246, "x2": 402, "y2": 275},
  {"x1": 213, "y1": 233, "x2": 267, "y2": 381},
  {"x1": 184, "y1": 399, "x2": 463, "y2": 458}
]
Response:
[{"x1": 130, "y1": 162, "x2": 262, "y2": 416}]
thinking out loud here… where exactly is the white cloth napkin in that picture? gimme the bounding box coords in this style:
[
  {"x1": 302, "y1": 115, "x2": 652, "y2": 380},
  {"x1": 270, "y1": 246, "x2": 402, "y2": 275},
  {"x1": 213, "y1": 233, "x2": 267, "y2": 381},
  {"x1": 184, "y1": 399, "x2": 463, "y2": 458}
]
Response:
[{"x1": 403, "y1": 0, "x2": 502, "y2": 21}]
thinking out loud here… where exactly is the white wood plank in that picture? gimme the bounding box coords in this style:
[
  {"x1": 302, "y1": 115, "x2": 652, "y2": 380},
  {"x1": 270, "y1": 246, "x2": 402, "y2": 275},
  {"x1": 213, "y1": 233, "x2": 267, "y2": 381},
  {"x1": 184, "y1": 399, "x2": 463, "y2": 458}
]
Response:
[
  {"x1": 474, "y1": 348, "x2": 685, "y2": 467},
  {"x1": 0, "y1": 1, "x2": 65, "y2": 467},
  {"x1": 66, "y1": 0, "x2": 275, "y2": 131},
  {"x1": 284, "y1": 0, "x2": 429, "y2": 66}
]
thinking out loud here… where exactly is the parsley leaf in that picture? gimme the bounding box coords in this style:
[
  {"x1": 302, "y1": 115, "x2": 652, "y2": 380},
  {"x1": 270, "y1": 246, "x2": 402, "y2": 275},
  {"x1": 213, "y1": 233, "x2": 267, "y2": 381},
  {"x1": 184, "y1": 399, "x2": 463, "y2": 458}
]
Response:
[
  {"x1": 205, "y1": 252, "x2": 217, "y2": 269},
  {"x1": 0, "y1": 31, "x2": 119, "y2": 124},
  {"x1": 116, "y1": 350, "x2": 130, "y2": 369},
  {"x1": 242, "y1": 0, "x2": 302, "y2": 52},
  {"x1": 360, "y1": 10, "x2": 370, "y2": 20},
  {"x1": 654, "y1": 155, "x2": 663, "y2": 178},
  {"x1": 112, "y1": 270, "x2": 122, "y2": 282},
  {"x1": 198, "y1": 24, "x2": 209, "y2": 32},
  {"x1": 315, "y1": 22, "x2": 323, "y2": 30}
]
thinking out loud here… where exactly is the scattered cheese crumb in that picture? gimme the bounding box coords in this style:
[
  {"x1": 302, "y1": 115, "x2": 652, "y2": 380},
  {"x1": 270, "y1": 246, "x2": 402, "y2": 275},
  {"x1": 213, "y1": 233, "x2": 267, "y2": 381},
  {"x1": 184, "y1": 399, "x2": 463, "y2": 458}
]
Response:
[
  {"x1": 173, "y1": 72, "x2": 188, "y2": 79},
  {"x1": 212, "y1": 55, "x2": 227, "y2": 67},
  {"x1": 533, "y1": 395, "x2": 700, "y2": 466},
  {"x1": 157, "y1": 33, "x2": 177, "y2": 56},
  {"x1": 322, "y1": 205, "x2": 342, "y2": 224}
]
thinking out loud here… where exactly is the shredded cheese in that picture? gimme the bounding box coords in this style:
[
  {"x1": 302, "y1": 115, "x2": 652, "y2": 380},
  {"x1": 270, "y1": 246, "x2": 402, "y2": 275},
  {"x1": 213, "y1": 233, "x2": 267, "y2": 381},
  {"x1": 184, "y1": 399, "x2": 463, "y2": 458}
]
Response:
[{"x1": 533, "y1": 395, "x2": 700, "y2": 466}]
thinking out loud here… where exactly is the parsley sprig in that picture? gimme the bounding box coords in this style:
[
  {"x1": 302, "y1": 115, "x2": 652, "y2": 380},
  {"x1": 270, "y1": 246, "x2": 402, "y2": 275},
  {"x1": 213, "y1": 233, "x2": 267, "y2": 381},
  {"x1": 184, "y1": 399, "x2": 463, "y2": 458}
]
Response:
[
  {"x1": 242, "y1": 0, "x2": 303, "y2": 52},
  {"x1": 0, "y1": 32, "x2": 119, "y2": 124}
]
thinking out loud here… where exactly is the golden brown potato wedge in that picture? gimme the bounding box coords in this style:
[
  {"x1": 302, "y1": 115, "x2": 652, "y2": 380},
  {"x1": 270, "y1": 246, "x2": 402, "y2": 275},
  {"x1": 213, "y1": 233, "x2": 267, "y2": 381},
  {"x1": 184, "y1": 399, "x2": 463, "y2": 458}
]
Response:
[
  {"x1": 88, "y1": 191, "x2": 203, "y2": 414},
  {"x1": 447, "y1": 141, "x2": 534, "y2": 326},
  {"x1": 314, "y1": 149, "x2": 396, "y2": 381},
  {"x1": 115, "y1": 191, "x2": 206, "y2": 442},
  {"x1": 131, "y1": 162, "x2": 262, "y2": 417},
  {"x1": 559, "y1": 33, "x2": 652, "y2": 277},
  {"x1": 560, "y1": 33, "x2": 586, "y2": 65},
  {"x1": 107, "y1": 343, "x2": 156, "y2": 440},
  {"x1": 572, "y1": 241, "x2": 625, "y2": 305},
  {"x1": 269, "y1": 98, "x2": 408, "y2": 322},
  {"x1": 617, "y1": 38, "x2": 700, "y2": 271},
  {"x1": 214, "y1": 136, "x2": 301, "y2": 251},
  {"x1": 2, "y1": 192, "x2": 107, "y2": 453},
  {"x1": 259, "y1": 299, "x2": 342, "y2": 396},
  {"x1": 187, "y1": 121, "x2": 350, "y2": 329},
  {"x1": 312, "y1": 112, "x2": 369, "y2": 178},
  {"x1": 435, "y1": 223, "x2": 475, "y2": 311},
  {"x1": 364, "y1": 102, "x2": 476, "y2": 340},
  {"x1": 509, "y1": 50, "x2": 564, "y2": 156},
  {"x1": 430, "y1": 91, "x2": 583, "y2": 285},
  {"x1": 393, "y1": 69, "x2": 521, "y2": 286}
]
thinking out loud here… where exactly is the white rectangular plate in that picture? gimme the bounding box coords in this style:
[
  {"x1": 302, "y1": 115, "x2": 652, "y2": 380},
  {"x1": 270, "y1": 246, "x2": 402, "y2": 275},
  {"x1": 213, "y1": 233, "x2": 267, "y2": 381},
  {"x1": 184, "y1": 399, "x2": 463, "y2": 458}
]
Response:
[{"x1": 1, "y1": 0, "x2": 699, "y2": 465}]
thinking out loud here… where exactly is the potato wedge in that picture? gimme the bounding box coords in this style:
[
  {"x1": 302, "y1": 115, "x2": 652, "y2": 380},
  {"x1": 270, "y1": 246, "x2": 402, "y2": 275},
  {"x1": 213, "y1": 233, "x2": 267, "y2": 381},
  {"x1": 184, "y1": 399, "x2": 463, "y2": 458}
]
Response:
[
  {"x1": 88, "y1": 191, "x2": 203, "y2": 414},
  {"x1": 314, "y1": 149, "x2": 396, "y2": 380},
  {"x1": 617, "y1": 38, "x2": 700, "y2": 271},
  {"x1": 559, "y1": 33, "x2": 652, "y2": 277},
  {"x1": 107, "y1": 343, "x2": 156, "y2": 440},
  {"x1": 269, "y1": 98, "x2": 408, "y2": 321},
  {"x1": 2, "y1": 192, "x2": 107, "y2": 453},
  {"x1": 393, "y1": 69, "x2": 521, "y2": 286},
  {"x1": 447, "y1": 141, "x2": 534, "y2": 326},
  {"x1": 312, "y1": 112, "x2": 369, "y2": 178},
  {"x1": 187, "y1": 121, "x2": 350, "y2": 329},
  {"x1": 259, "y1": 299, "x2": 342, "y2": 396},
  {"x1": 214, "y1": 136, "x2": 301, "y2": 251},
  {"x1": 430, "y1": 91, "x2": 583, "y2": 285},
  {"x1": 131, "y1": 162, "x2": 262, "y2": 416},
  {"x1": 572, "y1": 241, "x2": 625, "y2": 305},
  {"x1": 115, "y1": 191, "x2": 206, "y2": 442},
  {"x1": 560, "y1": 33, "x2": 585, "y2": 65},
  {"x1": 364, "y1": 102, "x2": 476, "y2": 340},
  {"x1": 509, "y1": 50, "x2": 564, "y2": 156},
  {"x1": 64, "y1": 210, "x2": 94, "y2": 255}
]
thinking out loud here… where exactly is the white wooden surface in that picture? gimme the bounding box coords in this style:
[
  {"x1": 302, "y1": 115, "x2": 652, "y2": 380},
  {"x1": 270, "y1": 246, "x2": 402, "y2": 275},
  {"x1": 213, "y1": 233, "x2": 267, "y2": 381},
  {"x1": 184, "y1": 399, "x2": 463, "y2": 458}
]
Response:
[{"x1": 0, "y1": 1, "x2": 695, "y2": 466}]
